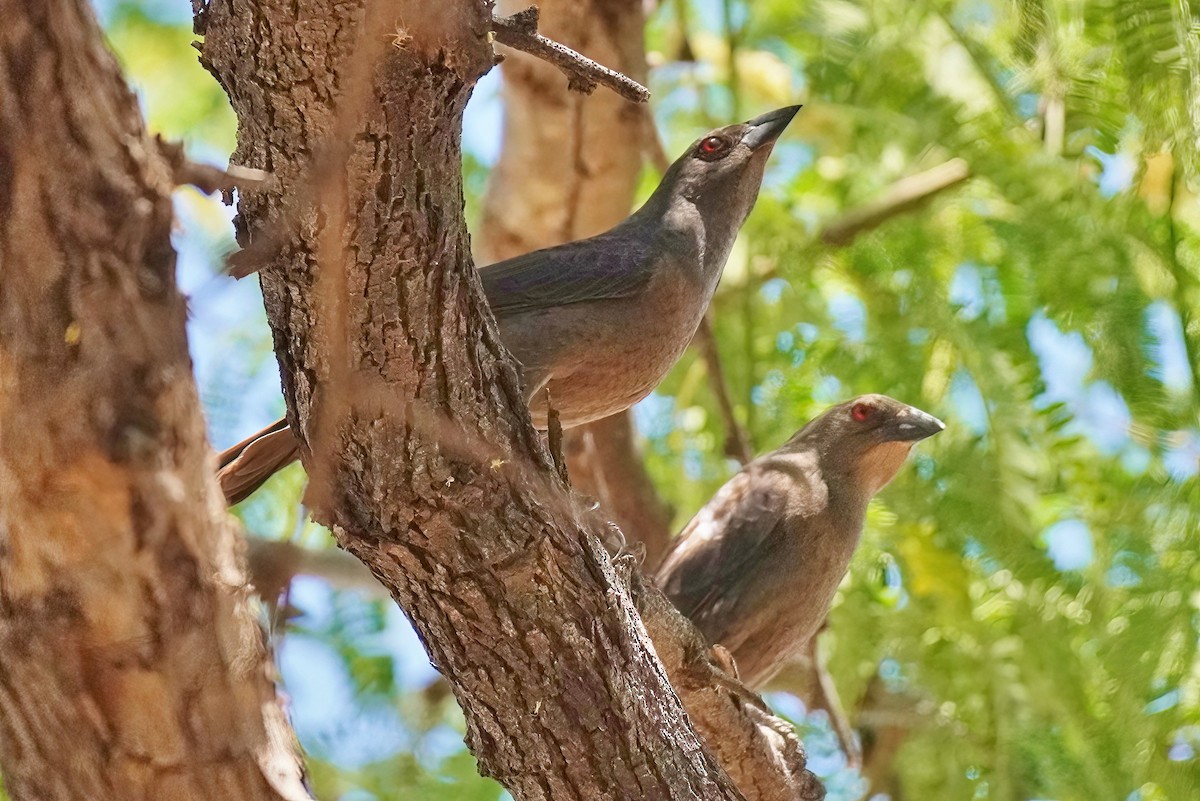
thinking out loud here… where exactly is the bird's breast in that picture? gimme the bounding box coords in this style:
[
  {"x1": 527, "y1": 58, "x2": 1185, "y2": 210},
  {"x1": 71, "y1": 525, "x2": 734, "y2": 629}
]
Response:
[{"x1": 525, "y1": 268, "x2": 711, "y2": 428}]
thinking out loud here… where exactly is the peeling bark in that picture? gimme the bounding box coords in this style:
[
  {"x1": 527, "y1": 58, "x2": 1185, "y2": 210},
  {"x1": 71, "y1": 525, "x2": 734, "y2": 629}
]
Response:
[{"x1": 0, "y1": 2, "x2": 308, "y2": 800}]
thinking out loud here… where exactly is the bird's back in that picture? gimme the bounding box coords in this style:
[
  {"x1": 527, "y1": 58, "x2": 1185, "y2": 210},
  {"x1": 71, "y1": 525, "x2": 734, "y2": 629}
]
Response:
[{"x1": 657, "y1": 449, "x2": 866, "y2": 688}]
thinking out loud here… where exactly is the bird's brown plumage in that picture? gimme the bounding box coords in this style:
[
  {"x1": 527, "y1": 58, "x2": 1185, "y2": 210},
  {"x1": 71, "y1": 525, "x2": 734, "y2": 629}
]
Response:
[{"x1": 656, "y1": 394, "x2": 944, "y2": 688}]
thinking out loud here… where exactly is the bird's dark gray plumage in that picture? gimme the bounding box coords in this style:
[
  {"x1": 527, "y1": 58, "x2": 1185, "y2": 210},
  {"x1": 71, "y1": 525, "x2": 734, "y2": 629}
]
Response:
[
  {"x1": 218, "y1": 106, "x2": 800, "y2": 504},
  {"x1": 655, "y1": 394, "x2": 944, "y2": 689}
]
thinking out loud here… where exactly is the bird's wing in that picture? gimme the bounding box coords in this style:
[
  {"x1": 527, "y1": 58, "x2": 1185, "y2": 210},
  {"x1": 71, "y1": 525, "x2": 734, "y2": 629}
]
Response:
[
  {"x1": 480, "y1": 232, "x2": 653, "y2": 318},
  {"x1": 655, "y1": 464, "x2": 797, "y2": 639}
]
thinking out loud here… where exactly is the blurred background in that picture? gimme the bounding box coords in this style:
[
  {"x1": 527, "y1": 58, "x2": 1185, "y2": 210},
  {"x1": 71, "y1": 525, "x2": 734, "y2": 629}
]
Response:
[{"x1": 92, "y1": 1, "x2": 1198, "y2": 799}]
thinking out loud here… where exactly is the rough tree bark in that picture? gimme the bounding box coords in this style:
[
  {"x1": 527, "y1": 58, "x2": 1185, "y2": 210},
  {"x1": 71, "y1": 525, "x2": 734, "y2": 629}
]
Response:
[
  {"x1": 196, "y1": 0, "x2": 825, "y2": 798},
  {"x1": 0, "y1": 2, "x2": 309, "y2": 800},
  {"x1": 480, "y1": 0, "x2": 674, "y2": 566},
  {"x1": 194, "y1": 1, "x2": 746, "y2": 798}
]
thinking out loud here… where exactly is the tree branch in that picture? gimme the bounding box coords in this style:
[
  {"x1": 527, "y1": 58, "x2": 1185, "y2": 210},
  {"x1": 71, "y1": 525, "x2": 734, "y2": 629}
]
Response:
[
  {"x1": 247, "y1": 534, "x2": 830, "y2": 801},
  {"x1": 819, "y1": 158, "x2": 971, "y2": 246},
  {"x1": 695, "y1": 315, "x2": 754, "y2": 465},
  {"x1": 492, "y1": 6, "x2": 651, "y2": 103},
  {"x1": 201, "y1": 0, "x2": 822, "y2": 794},
  {"x1": 247, "y1": 536, "x2": 379, "y2": 600},
  {"x1": 246, "y1": 532, "x2": 824, "y2": 800},
  {"x1": 857, "y1": 674, "x2": 923, "y2": 801},
  {"x1": 157, "y1": 135, "x2": 272, "y2": 195},
  {"x1": 633, "y1": 573, "x2": 825, "y2": 801}
]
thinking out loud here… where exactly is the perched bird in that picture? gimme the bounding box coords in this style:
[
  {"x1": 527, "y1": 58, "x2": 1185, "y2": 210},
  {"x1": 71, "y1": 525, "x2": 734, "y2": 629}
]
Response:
[
  {"x1": 655, "y1": 394, "x2": 944, "y2": 689},
  {"x1": 218, "y1": 106, "x2": 801, "y2": 504}
]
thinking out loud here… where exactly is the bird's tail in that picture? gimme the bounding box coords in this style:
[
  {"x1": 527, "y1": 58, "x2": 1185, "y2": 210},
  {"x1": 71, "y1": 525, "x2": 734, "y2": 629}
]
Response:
[{"x1": 216, "y1": 417, "x2": 301, "y2": 505}]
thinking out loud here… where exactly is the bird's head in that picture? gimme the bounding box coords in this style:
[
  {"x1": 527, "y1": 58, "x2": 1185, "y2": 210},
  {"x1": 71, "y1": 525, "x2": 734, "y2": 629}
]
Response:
[
  {"x1": 788, "y1": 394, "x2": 945, "y2": 497},
  {"x1": 650, "y1": 105, "x2": 801, "y2": 229}
]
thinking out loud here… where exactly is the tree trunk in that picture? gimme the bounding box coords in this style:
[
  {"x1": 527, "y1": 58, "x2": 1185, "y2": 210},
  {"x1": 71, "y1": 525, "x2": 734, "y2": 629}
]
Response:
[
  {"x1": 0, "y1": 2, "x2": 309, "y2": 800},
  {"x1": 196, "y1": 1, "x2": 745, "y2": 798},
  {"x1": 480, "y1": 0, "x2": 675, "y2": 566}
]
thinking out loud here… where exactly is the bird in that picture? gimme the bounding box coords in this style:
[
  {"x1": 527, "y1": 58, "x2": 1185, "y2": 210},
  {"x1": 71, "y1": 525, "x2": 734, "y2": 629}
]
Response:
[
  {"x1": 655, "y1": 394, "x2": 944, "y2": 689},
  {"x1": 217, "y1": 106, "x2": 801, "y2": 505}
]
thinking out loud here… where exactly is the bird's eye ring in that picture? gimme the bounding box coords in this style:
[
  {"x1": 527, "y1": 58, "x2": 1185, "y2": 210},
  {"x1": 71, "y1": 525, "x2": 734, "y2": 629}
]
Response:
[
  {"x1": 851, "y1": 403, "x2": 873, "y2": 422},
  {"x1": 698, "y1": 136, "x2": 727, "y2": 156}
]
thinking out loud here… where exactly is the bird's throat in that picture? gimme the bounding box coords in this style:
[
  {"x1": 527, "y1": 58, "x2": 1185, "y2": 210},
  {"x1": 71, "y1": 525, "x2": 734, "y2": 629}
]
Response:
[{"x1": 855, "y1": 441, "x2": 915, "y2": 496}]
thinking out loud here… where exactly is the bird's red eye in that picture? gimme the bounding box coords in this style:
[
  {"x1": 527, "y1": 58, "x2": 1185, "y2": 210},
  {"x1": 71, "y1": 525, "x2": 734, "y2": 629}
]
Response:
[
  {"x1": 699, "y1": 136, "x2": 726, "y2": 155},
  {"x1": 851, "y1": 403, "x2": 873, "y2": 422}
]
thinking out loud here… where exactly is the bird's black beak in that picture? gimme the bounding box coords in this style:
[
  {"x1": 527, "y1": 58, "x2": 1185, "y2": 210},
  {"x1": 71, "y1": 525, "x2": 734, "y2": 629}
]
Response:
[
  {"x1": 741, "y1": 105, "x2": 802, "y2": 151},
  {"x1": 885, "y1": 407, "x2": 945, "y2": 442}
]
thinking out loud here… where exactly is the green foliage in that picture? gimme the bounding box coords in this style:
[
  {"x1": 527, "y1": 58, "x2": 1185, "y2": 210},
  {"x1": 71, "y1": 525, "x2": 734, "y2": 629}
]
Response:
[
  {"x1": 102, "y1": 2, "x2": 236, "y2": 152},
  {"x1": 307, "y1": 749, "x2": 504, "y2": 801},
  {"x1": 101, "y1": 0, "x2": 1200, "y2": 799},
  {"x1": 643, "y1": 1, "x2": 1200, "y2": 799}
]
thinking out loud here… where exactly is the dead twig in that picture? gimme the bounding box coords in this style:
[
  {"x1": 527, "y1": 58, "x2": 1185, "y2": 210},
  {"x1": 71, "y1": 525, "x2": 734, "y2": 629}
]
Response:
[
  {"x1": 492, "y1": 7, "x2": 650, "y2": 104},
  {"x1": 157, "y1": 136, "x2": 272, "y2": 195},
  {"x1": 804, "y1": 635, "x2": 860, "y2": 769}
]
